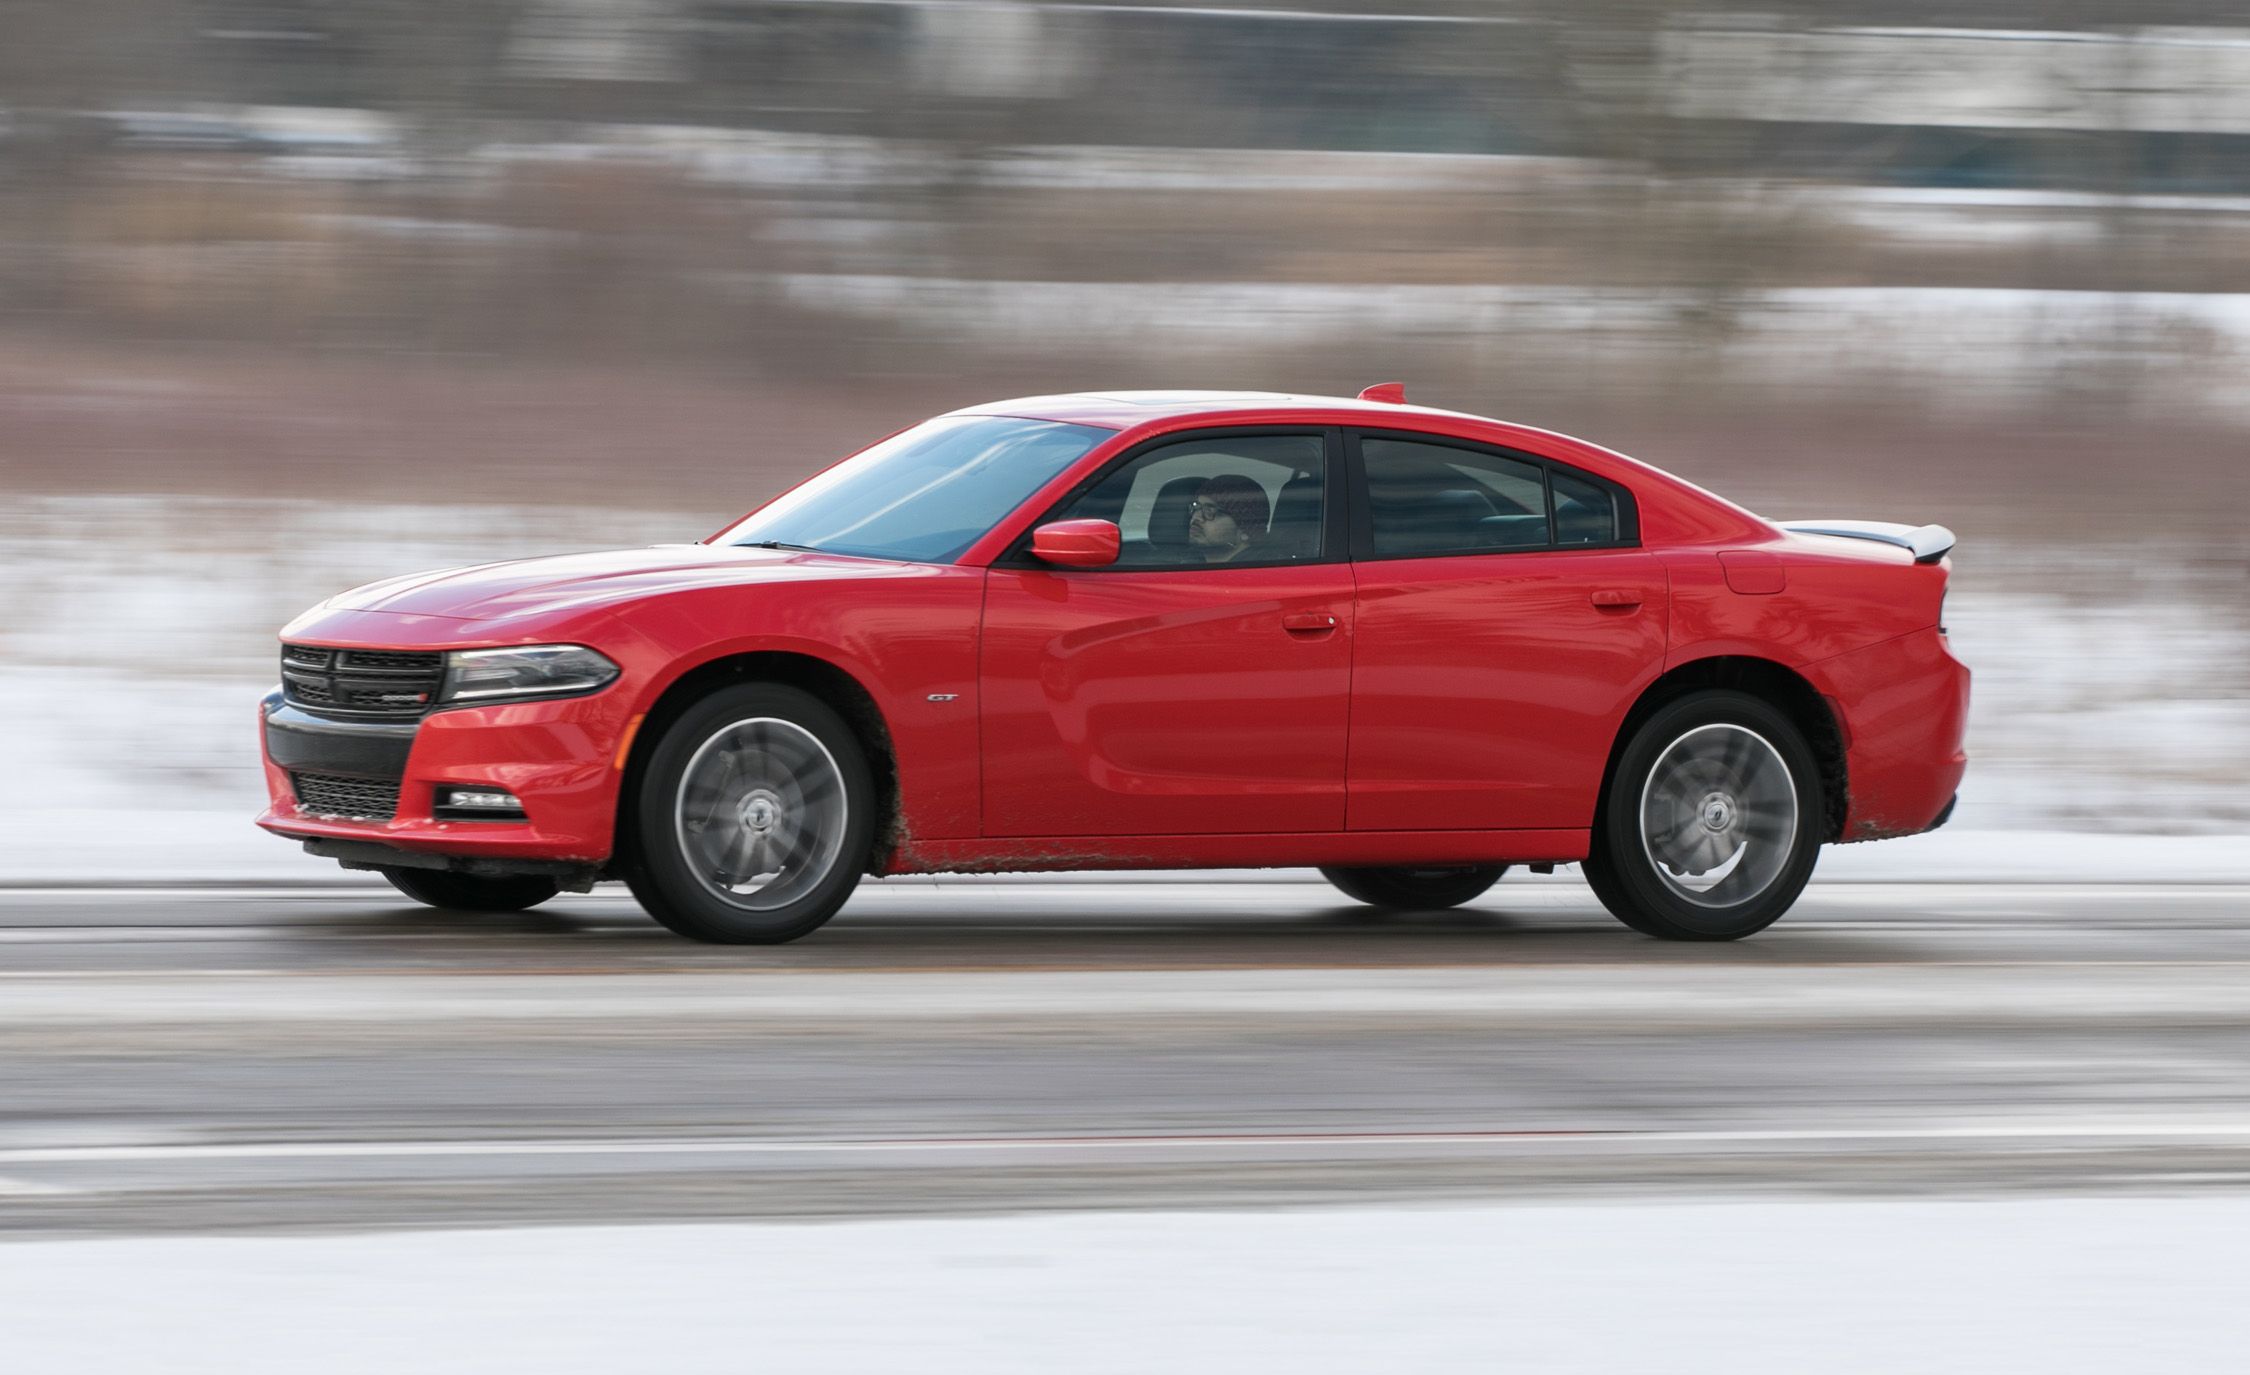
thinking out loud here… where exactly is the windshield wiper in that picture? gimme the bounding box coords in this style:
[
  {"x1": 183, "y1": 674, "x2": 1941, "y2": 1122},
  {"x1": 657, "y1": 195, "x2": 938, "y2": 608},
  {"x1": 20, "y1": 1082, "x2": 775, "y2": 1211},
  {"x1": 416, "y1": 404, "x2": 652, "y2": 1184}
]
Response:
[{"x1": 737, "y1": 540, "x2": 826, "y2": 553}]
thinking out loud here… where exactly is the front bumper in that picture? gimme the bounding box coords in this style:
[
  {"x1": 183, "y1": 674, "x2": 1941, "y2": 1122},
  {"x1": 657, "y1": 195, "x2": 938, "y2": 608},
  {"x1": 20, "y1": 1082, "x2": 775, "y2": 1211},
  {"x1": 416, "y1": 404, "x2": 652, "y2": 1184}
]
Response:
[{"x1": 257, "y1": 686, "x2": 635, "y2": 866}]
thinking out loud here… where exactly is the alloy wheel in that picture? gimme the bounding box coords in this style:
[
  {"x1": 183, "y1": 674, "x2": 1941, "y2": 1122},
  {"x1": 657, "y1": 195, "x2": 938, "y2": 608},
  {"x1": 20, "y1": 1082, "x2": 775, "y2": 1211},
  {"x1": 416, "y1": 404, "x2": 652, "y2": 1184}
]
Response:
[
  {"x1": 674, "y1": 716, "x2": 849, "y2": 911},
  {"x1": 1637, "y1": 722, "x2": 1799, "y2": 908}
]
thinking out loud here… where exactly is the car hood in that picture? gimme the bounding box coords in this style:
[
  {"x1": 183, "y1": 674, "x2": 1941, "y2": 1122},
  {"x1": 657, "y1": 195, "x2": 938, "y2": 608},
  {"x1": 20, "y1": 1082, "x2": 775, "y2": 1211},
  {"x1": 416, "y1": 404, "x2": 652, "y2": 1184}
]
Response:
[{"x1": 324, "y1": 544, "x2": 923, "y2": 622}]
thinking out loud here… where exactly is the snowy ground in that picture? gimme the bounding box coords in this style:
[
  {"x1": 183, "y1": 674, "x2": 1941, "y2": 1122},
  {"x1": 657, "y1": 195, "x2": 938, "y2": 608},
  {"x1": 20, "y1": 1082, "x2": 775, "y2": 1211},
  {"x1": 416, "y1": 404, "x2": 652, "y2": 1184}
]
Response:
[
  {"x1": 1, "y1": 494, "x2": 2243, "y2": 883},
  {"x1": 4, "y1": 1197, "x2": 2245, "y2": 1372}
]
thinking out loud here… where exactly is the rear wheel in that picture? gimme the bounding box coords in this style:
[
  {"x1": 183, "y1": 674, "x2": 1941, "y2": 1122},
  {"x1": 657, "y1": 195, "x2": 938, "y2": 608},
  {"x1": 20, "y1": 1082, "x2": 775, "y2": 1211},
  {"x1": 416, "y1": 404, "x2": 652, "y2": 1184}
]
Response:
[
  {"x1": 1582, "y1": 689, "x2": 1821, "y2": 941},
  {"x1": 380, "y1": 867, "x2": 560, "y2": 913},
  {"x1": 623, "y1": 683, "x2": 874, "y2": 944},
  {"x1": 1319, "y1": 865, "x2": 1508, "y2": 911}
]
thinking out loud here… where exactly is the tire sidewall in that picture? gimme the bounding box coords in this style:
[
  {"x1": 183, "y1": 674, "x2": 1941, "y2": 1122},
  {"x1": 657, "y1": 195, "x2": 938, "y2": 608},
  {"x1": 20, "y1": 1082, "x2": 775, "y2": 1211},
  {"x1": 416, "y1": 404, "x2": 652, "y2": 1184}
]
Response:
[
  {"x1": 1320, "y1": 865, "x2": 1507, "y2": 910},
  {"x1": 628, "y1": 683, "x2": 875, "y2": 943},
  {"x1": 381, "y1": 867, "x2": 559, "y2": 913},
  {"x1": 1596, "y1": 690, "x2": 1821, "y2": 939}
]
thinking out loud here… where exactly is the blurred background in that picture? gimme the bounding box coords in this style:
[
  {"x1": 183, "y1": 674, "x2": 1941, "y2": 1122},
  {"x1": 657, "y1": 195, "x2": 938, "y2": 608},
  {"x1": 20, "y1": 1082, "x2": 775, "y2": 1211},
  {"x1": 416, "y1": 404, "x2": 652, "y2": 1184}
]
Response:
[
  {"x1": 2, "y1": 1, "x2": 2246, "y2": 859},
  {"x1": 6, "y1": 9, "x2": 2250, "y2": 1361}
]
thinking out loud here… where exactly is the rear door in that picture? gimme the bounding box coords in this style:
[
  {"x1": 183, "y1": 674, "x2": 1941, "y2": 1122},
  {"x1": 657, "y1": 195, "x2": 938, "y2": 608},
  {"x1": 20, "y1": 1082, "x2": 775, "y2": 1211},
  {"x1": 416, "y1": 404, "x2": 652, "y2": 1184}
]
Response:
[
  {"x1": 1343, "y1": 430, "x2": 1668, "y2": 832},
  {"x1": 979, "y1": 428, "x2": 1354, "y2": 837}
]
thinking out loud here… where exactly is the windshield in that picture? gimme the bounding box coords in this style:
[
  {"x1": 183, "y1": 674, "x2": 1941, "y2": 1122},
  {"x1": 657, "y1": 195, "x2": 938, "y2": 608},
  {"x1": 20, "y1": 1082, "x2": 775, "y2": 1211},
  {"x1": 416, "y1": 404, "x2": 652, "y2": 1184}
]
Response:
[{"x1": 720, "y1": 415, "x2": 1112, "y2": 563}]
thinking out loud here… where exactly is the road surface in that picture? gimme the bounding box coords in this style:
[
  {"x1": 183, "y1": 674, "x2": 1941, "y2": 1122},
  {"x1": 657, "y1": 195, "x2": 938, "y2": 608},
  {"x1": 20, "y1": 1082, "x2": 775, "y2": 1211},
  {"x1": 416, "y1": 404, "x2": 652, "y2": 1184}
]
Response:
[{"x1": 3, "y1": 877, "x2": 2248, "y2": 1235}]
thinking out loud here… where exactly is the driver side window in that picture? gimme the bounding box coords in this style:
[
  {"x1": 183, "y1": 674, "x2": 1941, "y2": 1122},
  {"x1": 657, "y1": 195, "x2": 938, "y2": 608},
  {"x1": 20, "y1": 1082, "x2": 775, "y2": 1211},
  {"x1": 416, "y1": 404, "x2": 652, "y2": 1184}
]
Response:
[{"x1": 1055, "y1": 433, "x2": 1327, "y2": 569}]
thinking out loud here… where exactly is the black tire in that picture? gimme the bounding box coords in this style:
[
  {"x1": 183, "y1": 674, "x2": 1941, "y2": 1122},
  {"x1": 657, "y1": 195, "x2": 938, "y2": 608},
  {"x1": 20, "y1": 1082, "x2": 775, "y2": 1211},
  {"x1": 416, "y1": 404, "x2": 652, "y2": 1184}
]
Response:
[
  {"x1": 1582, "y1": 689, "x2": 1822, "y2": 941},
  {"x1": 380, "y1": 867, "x2": 560, "y2": 913},
  {"x1": 1318, "y1": 865, "x2": 1508, "y2": 911},
  {"x1": 622, "y1": 682, "x2": 875, "y2": 945}
]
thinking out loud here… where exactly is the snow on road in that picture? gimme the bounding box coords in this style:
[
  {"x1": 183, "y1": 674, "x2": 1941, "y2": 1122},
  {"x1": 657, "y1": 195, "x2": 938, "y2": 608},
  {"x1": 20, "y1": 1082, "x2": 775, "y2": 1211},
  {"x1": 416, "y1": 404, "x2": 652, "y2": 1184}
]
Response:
[{"x1": 3, "y1": 1196, "x2": 2244, "y2": 1372}]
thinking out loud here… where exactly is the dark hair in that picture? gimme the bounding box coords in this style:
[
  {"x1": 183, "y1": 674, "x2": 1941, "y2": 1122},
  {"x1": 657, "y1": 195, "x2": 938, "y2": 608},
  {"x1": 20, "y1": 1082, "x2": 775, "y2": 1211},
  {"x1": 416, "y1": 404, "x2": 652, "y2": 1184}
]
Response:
[{"x1": 1196, "y1": 474, "x2": 1270, "y2": 537}]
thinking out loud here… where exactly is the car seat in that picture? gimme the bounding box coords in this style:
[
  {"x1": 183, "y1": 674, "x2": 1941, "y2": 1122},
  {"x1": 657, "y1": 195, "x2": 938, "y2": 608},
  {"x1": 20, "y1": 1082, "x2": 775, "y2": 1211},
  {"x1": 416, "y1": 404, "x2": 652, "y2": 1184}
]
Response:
[
  {"x1": 1380, "y1": 486, "x2": 1500, "y2": 552},
  {"x1": 1476, "y1": 513, "x2": 1550, "y2": 547},
  {"x1": 1146, "y1": 476, "x2": 1203, "y2": 551},
  {"x1": 1554, "y1": 493, "x2": 1613, "y2": 544},
  {"x1": 1265, "y1": 472, "x2": 1324, "y2": 559}
]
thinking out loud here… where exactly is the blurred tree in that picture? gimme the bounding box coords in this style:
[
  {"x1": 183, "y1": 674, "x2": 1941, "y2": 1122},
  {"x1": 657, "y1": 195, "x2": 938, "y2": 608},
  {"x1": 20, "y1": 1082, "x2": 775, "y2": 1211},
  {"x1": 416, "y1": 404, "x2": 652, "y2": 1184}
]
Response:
[
  {"x1": 291, "y1": 0, "x2": 532, "y2": 162},
  {"x1": 0, "y1": 0, "x2": 195, "y2": 110},
  {"x1": 0, "y1": 0, "x2": 201, "y2": 178}
]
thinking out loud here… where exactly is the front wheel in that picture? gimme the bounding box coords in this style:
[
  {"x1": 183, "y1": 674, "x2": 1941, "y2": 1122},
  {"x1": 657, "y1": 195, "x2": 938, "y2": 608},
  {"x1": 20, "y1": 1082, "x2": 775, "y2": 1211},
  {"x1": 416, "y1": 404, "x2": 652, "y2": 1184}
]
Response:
[
  {"x1": 380, "y1": 867, "x2": 560, "y2": 913},
  {"x1": 622, "y1": 683, "x2": 875, "y2": 944},
  {"x1": 1319, "y1": 865, "x2": 1508, "y2": 911},
  {"x1": 1582, "y1": 689, "x2": 1822, "y2": 941}
]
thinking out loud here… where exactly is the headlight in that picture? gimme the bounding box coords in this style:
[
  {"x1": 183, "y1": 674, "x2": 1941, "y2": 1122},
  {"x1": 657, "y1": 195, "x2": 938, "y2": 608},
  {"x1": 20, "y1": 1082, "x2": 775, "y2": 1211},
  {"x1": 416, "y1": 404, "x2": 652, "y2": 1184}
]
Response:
[{"x1": 440, "y1": 645, "x2": 620, "y2": 703}]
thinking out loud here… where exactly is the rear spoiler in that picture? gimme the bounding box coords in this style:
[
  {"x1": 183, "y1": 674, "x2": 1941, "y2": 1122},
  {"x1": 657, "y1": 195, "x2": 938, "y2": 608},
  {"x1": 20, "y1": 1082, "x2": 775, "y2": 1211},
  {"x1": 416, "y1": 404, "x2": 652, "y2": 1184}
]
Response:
[{"x1": 1778, "y1": 520, "x2": 1956, "y2": 564}]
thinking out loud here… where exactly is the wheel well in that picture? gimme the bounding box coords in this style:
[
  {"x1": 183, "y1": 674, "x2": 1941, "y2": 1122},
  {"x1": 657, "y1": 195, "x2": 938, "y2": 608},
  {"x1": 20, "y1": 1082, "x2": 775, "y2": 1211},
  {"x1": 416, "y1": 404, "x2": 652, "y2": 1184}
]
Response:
[
  {"x1": 1600, "y1": 657, "x2": 1849, "y2": 842},
  {"x1": 612, "y1": 652, "x2": 902, "y2": 875}
]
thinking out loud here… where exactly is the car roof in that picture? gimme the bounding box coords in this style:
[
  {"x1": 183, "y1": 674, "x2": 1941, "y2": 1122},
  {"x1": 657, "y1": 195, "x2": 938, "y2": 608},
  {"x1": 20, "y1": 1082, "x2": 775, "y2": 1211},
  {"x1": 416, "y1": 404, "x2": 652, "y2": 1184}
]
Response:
[
  {"x1": 944, "y1": 388, "x2": 1781, "y2": 553},
  {"x1": 952, "y1": 389, "x2": 1486, "y2": 430}
]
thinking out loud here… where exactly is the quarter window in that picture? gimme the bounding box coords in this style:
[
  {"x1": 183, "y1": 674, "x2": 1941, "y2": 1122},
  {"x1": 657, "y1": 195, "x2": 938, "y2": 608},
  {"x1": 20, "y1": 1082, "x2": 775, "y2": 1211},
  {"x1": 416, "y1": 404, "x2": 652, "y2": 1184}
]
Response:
[
  {"x1": 1551, "y1": 468, "x2": 1619, "y2": 546},
  {"x1": 1052, "y1": 433, "x2": 1326, "y2": 569}
]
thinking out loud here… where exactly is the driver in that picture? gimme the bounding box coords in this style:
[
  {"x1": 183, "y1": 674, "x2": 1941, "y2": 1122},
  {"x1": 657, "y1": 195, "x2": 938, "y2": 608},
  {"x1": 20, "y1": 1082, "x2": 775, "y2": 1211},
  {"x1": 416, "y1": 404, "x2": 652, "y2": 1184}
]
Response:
[{"x1": 1187, "y1": 475, "x2": 1271, "y2": 564}]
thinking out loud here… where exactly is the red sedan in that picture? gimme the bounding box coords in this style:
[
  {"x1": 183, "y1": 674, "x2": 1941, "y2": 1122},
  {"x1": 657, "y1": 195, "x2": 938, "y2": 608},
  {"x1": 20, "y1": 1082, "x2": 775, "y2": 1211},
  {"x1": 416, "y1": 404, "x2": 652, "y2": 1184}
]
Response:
[{"x1": 259, "y1": 387, "x2": 1968, "y2": 943}]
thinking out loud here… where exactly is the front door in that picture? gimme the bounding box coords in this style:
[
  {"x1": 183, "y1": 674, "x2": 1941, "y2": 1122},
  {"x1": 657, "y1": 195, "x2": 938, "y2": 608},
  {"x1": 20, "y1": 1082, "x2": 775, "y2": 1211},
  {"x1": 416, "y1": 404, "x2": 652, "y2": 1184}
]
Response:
[
  {"x1": 1343, "y1": 431, "x2": 1669, "y2": 832},
  {"x1": 979, "y1": 429, "x2": 1352, "y2": 837}
]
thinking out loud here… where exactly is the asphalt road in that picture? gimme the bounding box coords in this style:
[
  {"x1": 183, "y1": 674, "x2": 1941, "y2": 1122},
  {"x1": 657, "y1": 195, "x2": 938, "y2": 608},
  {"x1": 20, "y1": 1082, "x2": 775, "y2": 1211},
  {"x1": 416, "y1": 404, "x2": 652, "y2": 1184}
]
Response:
[{"x1": 4, "y1": 877, "x2": 2250, "y2": 1236}]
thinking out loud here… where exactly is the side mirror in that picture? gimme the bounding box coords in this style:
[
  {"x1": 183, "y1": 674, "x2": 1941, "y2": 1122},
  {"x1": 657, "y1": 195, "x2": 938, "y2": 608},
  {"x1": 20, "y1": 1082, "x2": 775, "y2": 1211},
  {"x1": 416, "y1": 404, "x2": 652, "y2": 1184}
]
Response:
[{"x1": 1029, "y1": 519, "x2": 1120, "y2": 568}]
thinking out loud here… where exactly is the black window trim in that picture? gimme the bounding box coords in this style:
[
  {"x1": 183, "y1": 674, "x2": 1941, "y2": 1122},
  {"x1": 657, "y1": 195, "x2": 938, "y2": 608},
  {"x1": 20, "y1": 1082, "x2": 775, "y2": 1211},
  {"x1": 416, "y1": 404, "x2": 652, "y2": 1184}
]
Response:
[
  {"x1": 993, "y1": 424, "x2": 1349, "y2": 573},
  {"x1": 1344, "y1": 426, "x2": 1641, "y2": 564}
]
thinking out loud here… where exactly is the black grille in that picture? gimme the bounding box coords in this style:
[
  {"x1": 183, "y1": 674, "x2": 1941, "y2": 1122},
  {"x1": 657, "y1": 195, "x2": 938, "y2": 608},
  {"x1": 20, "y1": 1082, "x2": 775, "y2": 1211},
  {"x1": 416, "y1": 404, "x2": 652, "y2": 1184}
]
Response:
[
  {"x1": 281, "y1": 645, "x2": 444, "y2": 719},
  {"x1": 290, "y1": 772, "x2": 401, "y2": 821},
  {"x1": 334, "y1": 649, "x2": 438, "y2": 671}
]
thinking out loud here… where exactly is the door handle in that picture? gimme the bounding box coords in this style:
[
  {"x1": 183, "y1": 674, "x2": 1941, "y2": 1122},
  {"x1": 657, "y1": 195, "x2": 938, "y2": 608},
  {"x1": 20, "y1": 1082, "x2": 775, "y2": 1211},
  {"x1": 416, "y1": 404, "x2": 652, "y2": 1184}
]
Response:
[
  {"x1": 1590, "y1": 589, "x2": 1642, "y2": 609},
  {"x1": 1282, "y1": 611, "x2": 1340, "y2": 635}
]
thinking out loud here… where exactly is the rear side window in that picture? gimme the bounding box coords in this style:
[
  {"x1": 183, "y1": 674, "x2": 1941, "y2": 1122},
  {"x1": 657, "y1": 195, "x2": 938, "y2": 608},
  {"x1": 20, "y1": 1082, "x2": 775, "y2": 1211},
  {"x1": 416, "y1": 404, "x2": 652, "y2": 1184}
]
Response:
[
  {"x1": 1359, "y1": 435, "x2": 1634, "y2": 557},
  {"x1": 1361, "y1": 438, "x2": 1550, "y2": 557}
]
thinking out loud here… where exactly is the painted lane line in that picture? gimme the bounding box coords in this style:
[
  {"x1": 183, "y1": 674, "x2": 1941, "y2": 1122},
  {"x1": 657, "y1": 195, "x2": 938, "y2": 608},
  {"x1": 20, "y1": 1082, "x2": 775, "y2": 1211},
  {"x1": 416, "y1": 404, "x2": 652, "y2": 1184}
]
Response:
[
  {"x1": 0, "y1": 927, "x2": 655, "y2": 944},
  {"x1": 13, "y1": 1122, "x2": 2250, "y2": 1167}
]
